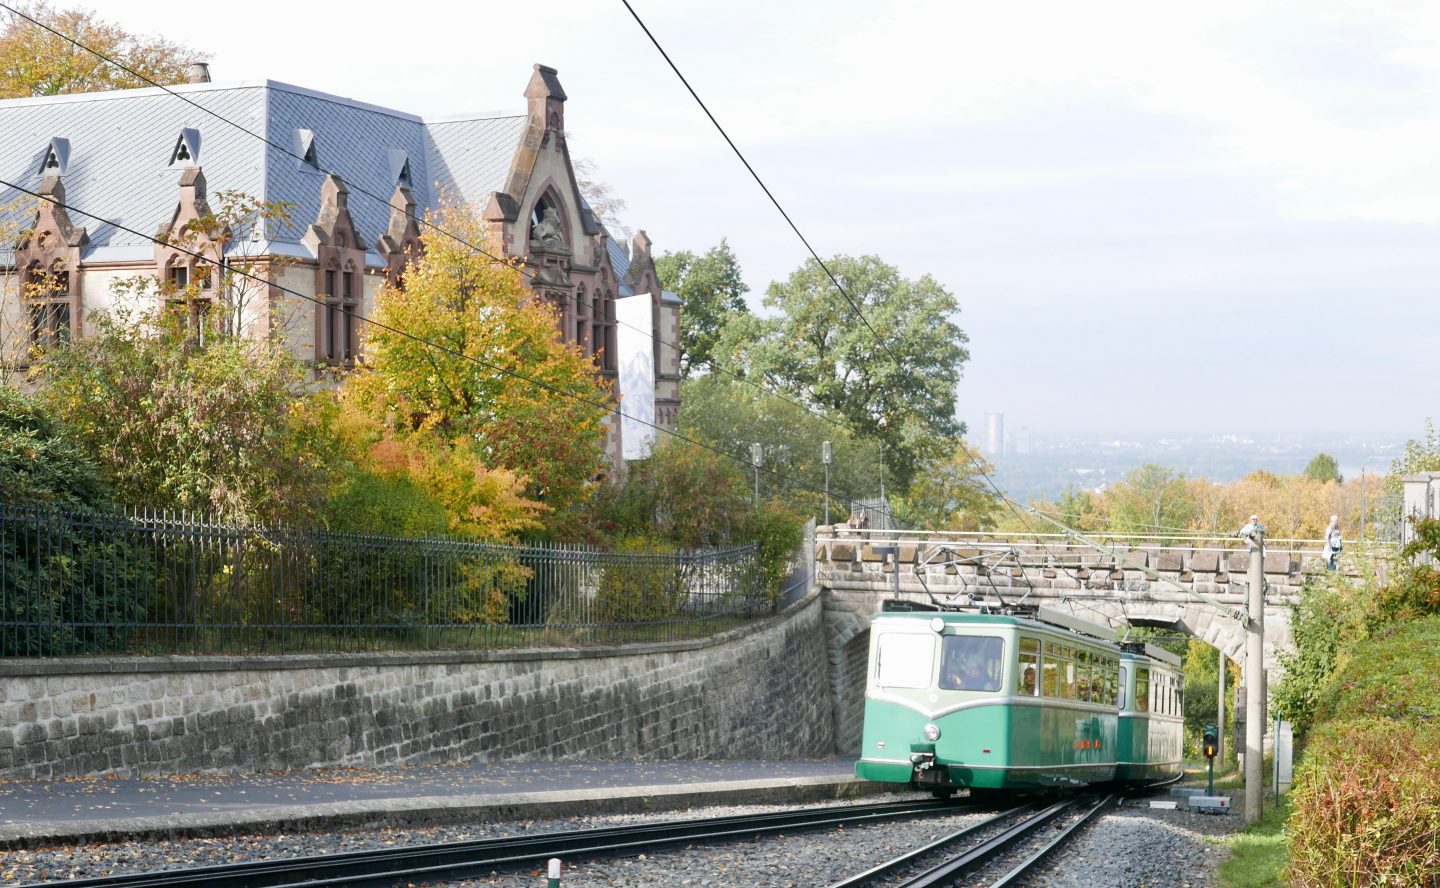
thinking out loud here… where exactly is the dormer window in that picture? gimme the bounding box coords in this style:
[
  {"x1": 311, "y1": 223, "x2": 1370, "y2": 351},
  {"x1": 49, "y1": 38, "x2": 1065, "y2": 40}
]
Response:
[
  {"x1": 37, "y1": 137, "x2": 69, "y2": 176},
  {"x1": 169, "y1": 128, "x2": 201, "y2": 167},
  {"x1": 387, "y1": 149, "x2": 412, "y2": 189},
  {"x1": 294, "y1": 129, "x2": 319, "y2": 171}
]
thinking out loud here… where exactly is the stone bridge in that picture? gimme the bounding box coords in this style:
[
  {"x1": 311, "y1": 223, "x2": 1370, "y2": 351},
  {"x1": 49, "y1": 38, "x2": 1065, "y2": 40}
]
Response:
[{"x1": 815, "y1": 526, "x2": 1365, "y2": 752}]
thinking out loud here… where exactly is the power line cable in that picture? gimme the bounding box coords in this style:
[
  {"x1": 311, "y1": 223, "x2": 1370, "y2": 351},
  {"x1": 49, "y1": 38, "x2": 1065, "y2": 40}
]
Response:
[
  {"x1": 0, "y1": 1, "x2": 860, "y2": 443},
  {"x1": 618, "y1": 0, "x2": 907, "y2": 373},
  {"x1": 620, "y1": 2, "x2": 1104, "y2": 564},
  {"x1": 1, "y1": 176, "x2": 876, "y2": 513}
]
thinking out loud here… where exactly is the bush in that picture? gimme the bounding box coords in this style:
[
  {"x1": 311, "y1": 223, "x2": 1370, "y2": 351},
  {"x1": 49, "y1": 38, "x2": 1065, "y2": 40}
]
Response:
[
  {"x1": 1288, "y1": 718, "x2": 1440, "y2": 887},
  {"x1": 742, "y1": 502, "x2": 807, "y2": 606},
  {"x1": 593, "y1": 538, "x2": 686, "y2": 624},
  {"x1": 1285, "y1": 616, "x2": 1440, "y2": 886},
  {"x1": 0, "y1": 386, "x2": 147, "y2": 655}
]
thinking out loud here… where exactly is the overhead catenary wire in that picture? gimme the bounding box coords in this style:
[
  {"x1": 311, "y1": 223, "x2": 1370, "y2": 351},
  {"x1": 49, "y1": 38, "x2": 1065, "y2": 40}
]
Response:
[
  {"x1": 0, "y1": 1, "x2": 861, "y2": 443},
  {"x1": 1, "y1": 175, "x2": 876, "y2": 514},
  {"x1": 618, "y1": 0, "x2": 908, "y2": 374},
  {"x1": 617, "y1": 1, "x2": 1164, "y2": 599}
]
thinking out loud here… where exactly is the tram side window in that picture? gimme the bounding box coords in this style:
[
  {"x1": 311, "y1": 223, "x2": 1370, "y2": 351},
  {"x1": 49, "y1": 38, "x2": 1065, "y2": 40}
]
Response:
[
  {"x1": 1135, "y1": 667, "x2": 1150, "y2": 713},
  {"x1": 1018, "y1": 638, "x2": 1039, "y2": 696},
  {"x1": 1042, "y1": 643, "x2": 1060, "y2": 697},
  {"x1": 939, "y1": 635, "x2": 1004, "y2": 692},
  {"x1": 1118, "y1": 666, "x2": 1127, "y2": 709},
  {"x1": 1077, "y1": 652, "x2": 1092, "y2": 703},
  {"x1": 1062, "y1": 647, "x2": 1077, "y2": 700},
  {"x1": 876, "y1": 633, "x2": 935, "y2": 689}
]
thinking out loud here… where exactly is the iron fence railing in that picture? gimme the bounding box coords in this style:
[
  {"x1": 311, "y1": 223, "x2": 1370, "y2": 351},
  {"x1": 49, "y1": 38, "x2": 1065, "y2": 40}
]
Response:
[{"x1": 0, "y1": 506, "x2": 771, "y2": 657}]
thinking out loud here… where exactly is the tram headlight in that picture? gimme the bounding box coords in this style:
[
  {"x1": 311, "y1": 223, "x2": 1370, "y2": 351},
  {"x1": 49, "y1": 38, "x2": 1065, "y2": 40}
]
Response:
[
  {"x1": 923, "y1": 723, "x2": 941, "y2": 742},
  {"x1": 929, "y1": 618, "x2": 945, "y2": 633}
]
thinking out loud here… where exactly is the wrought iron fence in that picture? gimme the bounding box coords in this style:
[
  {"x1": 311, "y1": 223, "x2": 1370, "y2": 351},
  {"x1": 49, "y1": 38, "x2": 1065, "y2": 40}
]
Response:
[{"x1": 0, "y1": 506, "x2": 771, "y2": 657}]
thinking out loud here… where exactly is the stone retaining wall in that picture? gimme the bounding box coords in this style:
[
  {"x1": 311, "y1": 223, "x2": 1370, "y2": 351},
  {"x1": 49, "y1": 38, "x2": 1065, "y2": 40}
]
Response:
[{"x1": 0, "y1": 595, "x2": 834, "y2": 778}]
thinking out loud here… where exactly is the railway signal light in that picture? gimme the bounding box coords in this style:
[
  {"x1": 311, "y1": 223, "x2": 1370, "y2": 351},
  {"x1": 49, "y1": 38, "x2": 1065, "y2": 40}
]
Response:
[{"x1": 1203, "y1": 724, "x2": 1219, "y2": 795}]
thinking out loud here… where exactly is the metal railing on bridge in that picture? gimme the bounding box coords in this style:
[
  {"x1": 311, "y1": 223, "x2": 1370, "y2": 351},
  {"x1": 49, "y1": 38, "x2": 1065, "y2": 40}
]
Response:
[
  {"x1": 0, "y1": 505, "x2": 775, "y2": 658},
  {"x1": 817, "y1": 527, "x2": 1348, "y2": 557}
]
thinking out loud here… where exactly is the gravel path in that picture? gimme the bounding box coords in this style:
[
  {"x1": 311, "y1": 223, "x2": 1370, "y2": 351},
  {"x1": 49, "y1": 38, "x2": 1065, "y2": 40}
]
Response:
[{"x1": 0, "y1": 790, "x2": 1248, "y2": 887}]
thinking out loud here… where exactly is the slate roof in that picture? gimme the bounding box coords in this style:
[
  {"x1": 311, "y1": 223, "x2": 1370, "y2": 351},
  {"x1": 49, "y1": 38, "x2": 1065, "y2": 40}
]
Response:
[{"x1": 0, "y1": 80, "x2": 526, "y2": 264}]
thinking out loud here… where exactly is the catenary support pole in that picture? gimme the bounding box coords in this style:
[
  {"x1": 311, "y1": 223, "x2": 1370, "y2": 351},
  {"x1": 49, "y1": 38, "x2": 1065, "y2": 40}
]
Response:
[
  {"x1": 1218, "y1": 649, "x2": 1226, "y2": 769},
  {"x1": 1245, "y1": 528, "x2": 1266, "y2": 824}
]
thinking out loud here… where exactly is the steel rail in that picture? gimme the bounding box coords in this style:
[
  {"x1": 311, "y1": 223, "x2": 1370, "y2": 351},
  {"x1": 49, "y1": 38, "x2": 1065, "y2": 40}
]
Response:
[
  {"x1": 24, "y1": 798, "x2": 964, "y2": 888},
  {"x1": 987, "y1": 793, "x2": 1114, "y2": 886},
  {"x1": 828, "y1": 798, "x2": 1087, "y2": 888},
  {"x1": 824, "y1": 804, "x2": 1033, "y2": 888},
  {"x1": 893, "y1": 796, "x2": 1080, "y2": 887}
]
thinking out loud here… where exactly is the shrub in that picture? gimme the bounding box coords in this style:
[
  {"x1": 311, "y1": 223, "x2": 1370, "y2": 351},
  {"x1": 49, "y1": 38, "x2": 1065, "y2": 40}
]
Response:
[
  {"x1": 742, "y1": 502, "x2": 807, "y2": 606},
  {"x1": 0, "y1": 386, "x2": 147, "y2": 655},
  {"x1": 1285, "y1": 616, "x2": 1440, "y2": 886},
  {"x1": 593, "y1": 537, "x2": 686, "y2": 624},
  {"x1": 1288, "y1": 718, "x2": 1440, "y2": 887}
]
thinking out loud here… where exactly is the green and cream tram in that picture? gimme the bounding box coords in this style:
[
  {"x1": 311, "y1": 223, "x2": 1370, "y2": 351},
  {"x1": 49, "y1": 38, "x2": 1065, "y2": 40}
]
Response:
[
  {"x1": 1115, "y1": 642, "x2": 1185, "y2": 783},
  {"x1": 855, "y1": 604, "x2": 1122, "y2": 793}
]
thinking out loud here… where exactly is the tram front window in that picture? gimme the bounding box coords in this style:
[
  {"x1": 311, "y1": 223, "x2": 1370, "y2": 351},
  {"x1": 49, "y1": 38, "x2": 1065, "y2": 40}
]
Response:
[{"x1": 939, "y1": 636, "x2": 1004, "y2": 692}]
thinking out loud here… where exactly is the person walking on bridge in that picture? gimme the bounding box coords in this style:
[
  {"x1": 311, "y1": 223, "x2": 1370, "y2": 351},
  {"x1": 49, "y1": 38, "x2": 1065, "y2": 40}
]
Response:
[{"x1": 1322, "y1": 515, "x2": 1342, "y2": 570}]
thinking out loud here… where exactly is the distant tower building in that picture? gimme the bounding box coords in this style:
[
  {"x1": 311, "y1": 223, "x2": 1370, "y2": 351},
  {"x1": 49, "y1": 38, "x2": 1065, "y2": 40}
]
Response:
[
  {"x1": 984, "y1": 413, "x2": 1005, "y2": 456},
  {"x1": 1014, "y1": 427, "x2": 1032, "y2": 455}
]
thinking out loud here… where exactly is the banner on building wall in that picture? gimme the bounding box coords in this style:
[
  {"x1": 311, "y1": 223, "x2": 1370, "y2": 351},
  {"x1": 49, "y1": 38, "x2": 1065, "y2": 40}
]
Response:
[{"x1": 614, "y1": 293, "x2": 657, "y2": 461}]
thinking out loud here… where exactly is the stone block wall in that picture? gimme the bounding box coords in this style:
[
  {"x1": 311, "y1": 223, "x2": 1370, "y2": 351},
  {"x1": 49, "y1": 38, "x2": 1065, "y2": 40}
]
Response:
[{"x1": 0, "y1": 596, "x2": 834, "y2": 779}]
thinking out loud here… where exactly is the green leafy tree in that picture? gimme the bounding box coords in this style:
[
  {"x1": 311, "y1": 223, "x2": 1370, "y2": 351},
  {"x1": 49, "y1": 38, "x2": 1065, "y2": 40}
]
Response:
[
  {"x1": 35, "y1": 308, "x2": 332, "y2": 525},
  {"x1": 1104, "y1": 464, "x2": 1195, "y2": 533},
  {"x1": 1304, "y1": 452, "x2": 1343, "y2": 484},
  {"x1": 677, "y1": 375, "x2": 882, "y2": 519},
  {"x1": 653, "y1": 240, "x2": 749, "y2": 378},
  {"x1": 890, "y1": 441, "x2": 1001, "y2": 531},
  {"x1": 733, "y1": 254, "x2": 968, "y2": 490},
  {"x1": 0, "y1": 2, "x2": 207, "y2": 98},
  {"x1": 0, "y1": 386, "x2": 146, "y2": 654}
]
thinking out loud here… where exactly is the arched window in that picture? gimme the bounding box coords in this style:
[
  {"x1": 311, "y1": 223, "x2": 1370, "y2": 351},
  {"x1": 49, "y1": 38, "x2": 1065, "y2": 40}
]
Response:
[
  {"x1": 323, "y1": 259, "x2": 358, "y2": 363},
  {"x1": 23, "y1": 260, "x2": 71, "y2": 349}
]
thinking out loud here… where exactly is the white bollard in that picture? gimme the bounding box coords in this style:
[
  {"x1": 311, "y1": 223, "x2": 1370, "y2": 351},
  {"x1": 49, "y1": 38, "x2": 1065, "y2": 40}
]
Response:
[{"x1": 547, "y1": 858, "x2": 562, "y2": 888}]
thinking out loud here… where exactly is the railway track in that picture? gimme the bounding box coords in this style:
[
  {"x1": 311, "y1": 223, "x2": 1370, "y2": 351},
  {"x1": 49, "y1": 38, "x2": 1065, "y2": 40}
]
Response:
[
  {"x1": 21, "y1": 798, "x2": 969, "y2": 888},
  {"x1": 829, "y1": 794, "x2": 1115, "y2": 888}
]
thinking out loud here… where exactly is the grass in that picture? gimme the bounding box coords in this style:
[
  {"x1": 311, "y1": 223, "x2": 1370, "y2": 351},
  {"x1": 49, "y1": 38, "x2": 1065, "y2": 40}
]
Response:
[{"x1": 1218, "y1": 795, "x2": 1291, "y2": 888}]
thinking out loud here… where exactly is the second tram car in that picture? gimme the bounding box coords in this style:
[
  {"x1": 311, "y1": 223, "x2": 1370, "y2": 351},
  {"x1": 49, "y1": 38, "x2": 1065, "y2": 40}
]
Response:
[
  {"x1": 1115, "y1": 642, "x2": 1185, "y2": 783},
  {"x1": 854, "y1": 602, "x2": 1184, "y2": 794}
]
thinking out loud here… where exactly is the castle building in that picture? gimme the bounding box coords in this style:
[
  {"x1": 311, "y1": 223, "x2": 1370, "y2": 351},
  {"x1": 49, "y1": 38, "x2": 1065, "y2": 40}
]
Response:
[{"x1": 0, "y1": 63, "x2": 680, "y2": 464}]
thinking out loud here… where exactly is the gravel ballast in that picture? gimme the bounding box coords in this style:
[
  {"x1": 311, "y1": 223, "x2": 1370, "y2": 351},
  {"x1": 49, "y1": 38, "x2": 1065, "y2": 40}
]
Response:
[{"x1": 0, "y1": 791, "x2": 1247, "y2": 887}]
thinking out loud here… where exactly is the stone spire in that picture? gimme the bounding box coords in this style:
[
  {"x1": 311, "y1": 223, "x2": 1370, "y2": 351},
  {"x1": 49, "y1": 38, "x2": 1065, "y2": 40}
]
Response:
[{"x1": 524, "y1": 63, "x2": 567, "y2": 133}]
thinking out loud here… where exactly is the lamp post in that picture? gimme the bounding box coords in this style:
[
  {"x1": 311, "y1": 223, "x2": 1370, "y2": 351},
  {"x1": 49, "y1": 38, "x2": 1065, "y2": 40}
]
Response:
[
  {"x1": 751, "y1": 443, "x2": 762, "y2": 508},
  {"x1": 822, "y1": 441, "x2": 832, "y2": 526}
]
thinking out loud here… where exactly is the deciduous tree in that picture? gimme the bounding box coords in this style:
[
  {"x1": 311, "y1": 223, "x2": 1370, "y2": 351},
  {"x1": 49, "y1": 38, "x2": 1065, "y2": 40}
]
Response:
[
  {"x1": 654, "y1": 241, "x2": 748, "y2": 378},
  {"x1": 891, "y1": 442, "x2": 1001, "y2": 531},
  {"x1": 735, "y1": 254, "x2": 969, "y2": 490},
  {"x1": 0, "y1": 2, "x2": 207, "y2": 98},
  {"x1": 1304, "y1": 452, "x2": 1343, "y2": 484},
  {"x1": 34, "y1": 308, "x2": 331, "y2": 525},
  {"x1": 347, "y1": 202, "x2": 611, "y2": 525}
]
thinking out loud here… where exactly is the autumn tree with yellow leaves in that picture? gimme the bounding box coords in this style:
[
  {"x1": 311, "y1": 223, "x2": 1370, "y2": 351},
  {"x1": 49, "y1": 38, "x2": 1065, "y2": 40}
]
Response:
[
  {"x1": 0, "y1": 3, "x2": 206, "y2": 98},
  {"x1": 344, "y1": 202, "x2": 611, "y2": 538}
]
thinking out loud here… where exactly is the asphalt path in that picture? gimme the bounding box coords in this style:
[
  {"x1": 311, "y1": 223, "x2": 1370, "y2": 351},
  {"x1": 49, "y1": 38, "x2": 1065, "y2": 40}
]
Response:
[{"x1": 0, "y1": 758, "x2": 863, "y2": 843}]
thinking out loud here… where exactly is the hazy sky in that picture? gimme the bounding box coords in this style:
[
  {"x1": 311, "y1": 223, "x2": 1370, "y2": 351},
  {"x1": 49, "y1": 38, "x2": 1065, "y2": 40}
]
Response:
[{"x1": 98, "y1": 0, "x2": 1439, "y2": 438}]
